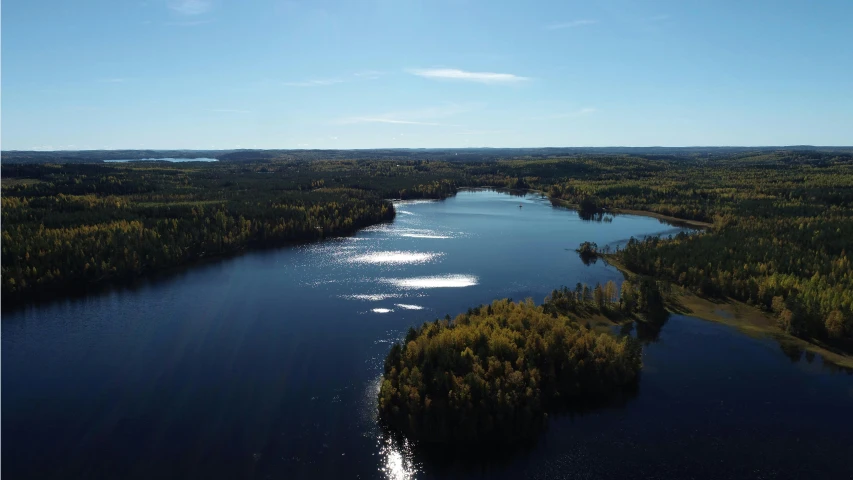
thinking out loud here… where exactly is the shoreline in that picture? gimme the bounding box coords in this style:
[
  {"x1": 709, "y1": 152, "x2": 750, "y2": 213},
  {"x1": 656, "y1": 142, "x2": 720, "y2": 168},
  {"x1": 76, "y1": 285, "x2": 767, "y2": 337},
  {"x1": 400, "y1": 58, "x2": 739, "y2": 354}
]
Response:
[
  {"x1": 603, "y1": 255, "x2": 853, "y2": 370},
  {"x1": 4, "y1": 186, "x2": 713, "y2": 311},
  {"x1": 610, "y1": 208, "x2": 713, "y2": 229},
  {"x1": 541, "y1": 194, "x2": 713, "y2": 229},
  {"x1": 1, "y1": 207, "x2": 400, "y2": 311}
]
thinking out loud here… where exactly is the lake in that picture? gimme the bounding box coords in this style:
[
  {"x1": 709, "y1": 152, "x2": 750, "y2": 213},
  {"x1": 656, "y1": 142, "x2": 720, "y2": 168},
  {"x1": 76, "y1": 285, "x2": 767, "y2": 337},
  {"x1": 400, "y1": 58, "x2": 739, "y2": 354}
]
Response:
[
  {"x1": 3, "y1": 190, "x2": 851, "y2": 479},
  {"x1": 104, "y1": 158, "x2": 218, "y2": 163}
]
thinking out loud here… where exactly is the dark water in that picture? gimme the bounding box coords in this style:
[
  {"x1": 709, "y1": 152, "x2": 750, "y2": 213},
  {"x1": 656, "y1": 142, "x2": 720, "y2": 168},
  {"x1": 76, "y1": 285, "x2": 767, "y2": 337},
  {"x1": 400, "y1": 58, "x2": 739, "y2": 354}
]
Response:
[{"x1": 3, "y1": 190, "x2": 851, "y2": 479}]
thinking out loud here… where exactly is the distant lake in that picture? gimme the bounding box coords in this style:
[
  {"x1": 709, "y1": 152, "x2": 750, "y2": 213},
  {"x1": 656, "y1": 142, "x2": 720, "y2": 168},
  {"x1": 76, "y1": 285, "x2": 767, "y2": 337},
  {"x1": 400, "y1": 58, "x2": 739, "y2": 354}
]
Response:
[
  {"x1": 104, "y1": 157, "x2": 218, "y2": 163},
  {"x1": 3, "y1": 190, "x2": 851, "y2": 479}
]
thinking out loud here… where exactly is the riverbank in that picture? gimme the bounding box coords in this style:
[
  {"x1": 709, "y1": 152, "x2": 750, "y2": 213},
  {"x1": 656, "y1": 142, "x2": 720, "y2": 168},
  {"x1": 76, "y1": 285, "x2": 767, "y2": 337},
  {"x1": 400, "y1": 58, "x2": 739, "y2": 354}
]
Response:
[{"x1": 603, "y1": 255, "x2": 853, "y2": 369}]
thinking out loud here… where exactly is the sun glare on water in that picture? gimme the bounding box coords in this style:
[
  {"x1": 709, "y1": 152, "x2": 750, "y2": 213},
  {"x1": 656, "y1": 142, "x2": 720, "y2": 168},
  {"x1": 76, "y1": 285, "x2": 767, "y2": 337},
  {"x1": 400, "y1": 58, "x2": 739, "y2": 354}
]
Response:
[
  {"x1": 348, "y1": 251, "x2": 442, "y2": 265},
  {"x1": 382, "y1": 274, "x2": 479, "y2": 289}
]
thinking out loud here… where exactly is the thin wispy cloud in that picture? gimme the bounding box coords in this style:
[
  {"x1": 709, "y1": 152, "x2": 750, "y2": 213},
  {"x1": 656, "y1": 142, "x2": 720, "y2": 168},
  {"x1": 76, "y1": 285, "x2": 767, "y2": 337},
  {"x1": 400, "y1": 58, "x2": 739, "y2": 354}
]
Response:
[
  {"x1": 208, "y1": 108, "x2": 252, "y2": 114},
  {"x1": 342, "y1": 118, "x2": 458, "y2": 126},
  {"x1": 334, "y1": 103, "x2": 475, "y2": 127},
  {"x1": 636, "y1": 14, "x2": 672, "y2": 33},
  {"x1": 541, "y1": 107, "x2": 597, "y2": 119},
  {"x1": 408, "y1": 68, "x2": 529, "y2": 84},
  {"x1": 168, "y1": 0, "x2": 211, "y2": 15},
  {"x1": 164, "y1": 19, "x2": 213, "y2": 26},
  {"x1": 454, "y1": 129, "x2": 511, "y2": 135},
  {"x1": 283, "y1": 78, "x2": 345, "y2": 87},
  {"x1": 284, "y1": 71, "x2": 383, "y2": 87},
  {"x1": 353, "y1": 70, "x2": 385, "y2": 79},
  {"x1": 545, "y1": 19, "x2": 597, "y2": 30}
]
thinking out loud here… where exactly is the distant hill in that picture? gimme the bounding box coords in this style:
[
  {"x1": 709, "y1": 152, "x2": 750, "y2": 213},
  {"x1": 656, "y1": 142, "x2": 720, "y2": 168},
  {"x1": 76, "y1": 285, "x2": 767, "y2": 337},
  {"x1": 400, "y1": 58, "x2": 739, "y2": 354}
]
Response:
[{"x1": 2, "y1": 146, "x2": 852, "y2": 164}]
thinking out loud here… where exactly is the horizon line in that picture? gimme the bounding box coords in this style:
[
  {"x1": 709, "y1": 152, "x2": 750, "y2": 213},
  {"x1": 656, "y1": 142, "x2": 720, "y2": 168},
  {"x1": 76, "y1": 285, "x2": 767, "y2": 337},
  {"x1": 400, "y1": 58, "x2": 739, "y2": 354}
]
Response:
[{"x1": 4, "y1": 144, "x2": 852, "y2": 153}]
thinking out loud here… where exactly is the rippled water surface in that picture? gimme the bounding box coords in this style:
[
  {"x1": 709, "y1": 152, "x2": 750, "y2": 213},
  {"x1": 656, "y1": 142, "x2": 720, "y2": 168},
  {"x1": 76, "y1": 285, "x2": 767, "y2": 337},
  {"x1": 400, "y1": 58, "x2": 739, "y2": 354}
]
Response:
[{"x1": 3, "y1": 190, "x2": 852, "y2": 479}]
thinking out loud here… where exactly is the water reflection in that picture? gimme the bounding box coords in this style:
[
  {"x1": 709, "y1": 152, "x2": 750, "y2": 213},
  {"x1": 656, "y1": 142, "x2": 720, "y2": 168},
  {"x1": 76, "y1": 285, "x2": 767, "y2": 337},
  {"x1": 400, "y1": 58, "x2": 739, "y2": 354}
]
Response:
[
  {"x1": 381, "y1": 274, "x2": 479, "y2": 289},
  {"x1": 398, "y1": 233, "x2": 452, "y2": 239},
  {"x1": 780, "y1": 342, "x2": 805, "y2": 362},
  {"x1": 349, "y1": 251, "x2": 443, "y2": 265},
  {"x1": 634, "y1": 311, "x2": 670, "y2": 343},
  {"x1": 394, "y1": 228, "x2": 455, "y2": 239},
  {"x1": 577, "y1": 211, "x2": 615, "y2": 223},
  {"x1": 343, "y1": 294, "x2": 403, "y2": 301},
  {"x1": 394, "y1": 304, "x2": 424, "y2": 310},
  {"x1": 366, "y1": 375, "x2": 420, "y2": 480},
  {"x1": 378, "y1": 433, "x2": 419, "y2": 480},
  {"x1": 104, "y1": 157, "x2": 218, "y2": 163}
]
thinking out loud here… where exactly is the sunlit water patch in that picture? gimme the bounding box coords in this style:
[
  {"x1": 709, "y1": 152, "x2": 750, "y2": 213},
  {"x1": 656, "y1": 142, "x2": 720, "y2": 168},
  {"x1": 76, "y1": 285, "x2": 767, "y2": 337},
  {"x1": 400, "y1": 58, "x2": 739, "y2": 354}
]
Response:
[
  {"x1": 398, "y1": 233, "x2": 451, "y2": 239},
  {"x1": 381, "y1": 274, "x2": 479, "y2": 290},
  {"x1": 393, "y1": 228, "x2": 455, "y2": 239},
  {"x1": 361, "y1": 376, "x2": 421, "y2": 480},
  {"x1": 348, "y1": 251, "x2": 442, "y2": 265},
  {"x1": 342, "y1": 294, "x2": 403, "y2": 301},
  {"x1": 394, "y1": 304, "x2": 424, "y2": 310},
  {"x1": 392, "y1": 199, "x2": 439, "y2": 206},
  {"x1": 104, "y1": 157, "x2": 218, "y2": 163},
  {"x1": 378, "y1": 434, "x2": 419, "y2": 480}
]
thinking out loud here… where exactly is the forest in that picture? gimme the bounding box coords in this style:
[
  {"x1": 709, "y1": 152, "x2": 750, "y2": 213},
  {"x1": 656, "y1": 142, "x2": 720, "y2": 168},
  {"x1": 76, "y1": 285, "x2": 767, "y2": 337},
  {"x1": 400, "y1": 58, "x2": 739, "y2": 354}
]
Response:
[
  {"x1": 470, "y1": 151, "x2": 853, "y2": 350},
  {"x1": 377, "y1": 298, "x2": 642, "y2": 446},
  {"x1": 0, "y1": 161, "x2": 459, "y2": 303},
  {"x1": 3, "y1": 148, "x2": 852, "y2": 354},
  {"x1": 377, "y1": 275, "x2": 670, "y2": 446}
]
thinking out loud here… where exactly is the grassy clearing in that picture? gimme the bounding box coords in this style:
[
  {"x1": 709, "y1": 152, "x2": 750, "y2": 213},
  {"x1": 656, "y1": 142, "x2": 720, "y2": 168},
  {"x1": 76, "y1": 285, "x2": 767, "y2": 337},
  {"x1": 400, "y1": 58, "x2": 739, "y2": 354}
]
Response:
[
  {"x1": 565, "y1": 311, "x2": 625, "y2": 334},
  {"x1": 534, "y1": 192, "x2": 714, "y2": 229},
  {"x1": 603, "y1": 255, "x2": 853, "y2": 369},
  {"x1": 135, "y1": 200, "x2": 226, "y2": 207},
  {"x1": 1, "y1": 178, "x2": 45, "y2": 187},
  {"x1": 611, "y1": 208, "x2": 713, "y2": 229}
]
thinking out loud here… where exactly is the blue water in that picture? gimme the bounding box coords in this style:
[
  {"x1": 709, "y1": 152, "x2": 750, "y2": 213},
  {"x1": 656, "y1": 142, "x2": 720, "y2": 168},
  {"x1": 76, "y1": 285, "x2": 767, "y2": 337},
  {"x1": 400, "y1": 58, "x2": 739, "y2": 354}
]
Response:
[
  {"x1": 104, "y1": 157, "x2": 218, "y2": 163},
  {"x1": 3, "y1": 190, "x2": 851, "y2": 479}
]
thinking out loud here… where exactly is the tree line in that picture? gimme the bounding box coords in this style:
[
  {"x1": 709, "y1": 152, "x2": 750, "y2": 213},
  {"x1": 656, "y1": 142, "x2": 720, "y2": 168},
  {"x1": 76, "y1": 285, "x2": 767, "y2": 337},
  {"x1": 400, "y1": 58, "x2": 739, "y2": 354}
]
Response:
[
  {"x1": 4, "y1": 148, "x2": 853, "y2": 353},
  {"x1": 1, "y1": 160, "x2": 466, "y2": 303}
]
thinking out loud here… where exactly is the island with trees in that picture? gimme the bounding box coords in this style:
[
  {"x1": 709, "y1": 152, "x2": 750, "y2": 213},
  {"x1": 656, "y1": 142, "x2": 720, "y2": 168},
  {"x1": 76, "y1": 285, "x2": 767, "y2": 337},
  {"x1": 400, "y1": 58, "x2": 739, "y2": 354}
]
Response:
[
  {"x1": 376, "y1": 274, "x2": 674, "y2": 446},
  {"x1": 377, "y1": 298, "x2": 642, "y2": 447}
]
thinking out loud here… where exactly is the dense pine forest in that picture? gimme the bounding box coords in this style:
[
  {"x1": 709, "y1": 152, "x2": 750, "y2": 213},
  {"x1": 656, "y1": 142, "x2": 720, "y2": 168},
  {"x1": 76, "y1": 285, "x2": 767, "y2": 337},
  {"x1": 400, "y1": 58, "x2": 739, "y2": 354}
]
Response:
[{"x1": 3, "y1": 149, "x2": 852, "y2": 352}]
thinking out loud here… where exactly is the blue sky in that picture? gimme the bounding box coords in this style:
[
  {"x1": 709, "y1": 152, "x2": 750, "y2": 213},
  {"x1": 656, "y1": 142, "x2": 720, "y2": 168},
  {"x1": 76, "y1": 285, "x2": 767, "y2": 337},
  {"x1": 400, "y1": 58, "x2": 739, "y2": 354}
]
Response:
[{"x1": 2, "y1": 0, "x2": 852, "y2": 150}]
